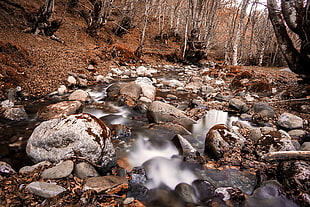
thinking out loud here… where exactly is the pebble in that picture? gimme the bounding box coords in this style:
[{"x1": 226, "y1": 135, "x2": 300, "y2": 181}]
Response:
[
  {"x1": 25, "y1": 182, "x2": 66, "y2": 198},
  {"x1": 41, "y1": 160, "x2": 74, "y2": 179}
]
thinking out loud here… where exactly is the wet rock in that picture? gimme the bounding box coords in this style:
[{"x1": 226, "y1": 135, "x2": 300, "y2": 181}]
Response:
[
  {"x1": 128, "y1": 167, "x2": 149, "y2": 201},
  {"x1": 175, "y1": 183, "x2": 197, "y2": 204},
  {"x1": 109, "y1": 124, "x2": 131, "y2": 139},
  {"x1": 255, "y1": 130, "x2": 296, "y2": 157},
  {"x1": 0, "y1": 161, "x2": 16, "y2": 175},
  {"x1": 277, "y1": 112, "x2": 303, "y2": 129},
  {"x1": 147, "y1": 101, "x2": 197, "y2": 128},
  {"x1": 26, "y1": 113, "x2": 115, "y2": 169},
  {"x1": 253, "y1": 102, "x2": 275, "y2": 118},
  {"x1": 204, "y1": 124, "x2": 245, "y2": 159},
  {"x1": 244, "y1": 180, "x2": 298, "y2": 207},
  {"x1": 240, "y1": 113, "x2": 252, "y2": 121},
  {"x1": 67, "y1": 75, "x2": 77, "y2": 87},
  {"x1": 300, "y1": 142, "x2": 310, "y2": 151},
  {"x1": 83, "y1": 176, "x2": 128, "y2": 194},
  {"x1": 168, "y1": 79, "x2": 185, "y2": 88},
  {"x1": 145, "y1": 188, "x2": 186, "y2": 207},
  {"x1": 279, "y1": 160, "x2": 310, "y2": 206},
  {"x1": 74, "y1": 162, "x2": 100, "y2": 179},
  {"x1": 41, "y1": 160, "x2": 74, "y2": 179},
  {"x1": 149, "y1": 122, "x2": 191, "y2": 136},
  {"x1": 192, "y1": 179, "x2": 216, "y2": 202},
  {"x1": 2, "y1": 105, "x2": 28, "y2": 121},
  {"x1": 172, "y1": 134, "x2": 203, "y2": 163},
  {"x1": 37, "y1": 101, "x2": 83, "y2": 120},
  {"x1": 25, "y1": 182, "x2": 66, "y2": 198},
  {"x1": 214, "y1": 187, "x2": 245, "y2": 205},
  {"x1": 120, "y1": 82, "x2": 142, "y2": 100},
  {"x1": 106, "y1": 83, "x2": 121, "y2": 100},
  {"x1": 19, "y1": 161, "x2": 52, "y2": 174},
  {"x1": 68, "y1": 89, "x2": 91, "y2": 102}
]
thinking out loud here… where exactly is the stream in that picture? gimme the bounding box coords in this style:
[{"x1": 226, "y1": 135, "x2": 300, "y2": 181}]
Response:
[{"x1": 0, "y1": 64, "x2": 307, "y2": 206}]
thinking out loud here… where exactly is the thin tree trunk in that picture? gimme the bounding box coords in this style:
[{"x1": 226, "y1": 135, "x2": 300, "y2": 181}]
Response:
[{"x1": 232, "y1": 0, "x2": 250, "y2": 65}]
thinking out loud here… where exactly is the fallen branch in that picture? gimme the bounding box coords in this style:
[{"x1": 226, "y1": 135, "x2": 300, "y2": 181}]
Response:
[{"x1": 262, "y1": 151, "x2": 310, "y2": 161}]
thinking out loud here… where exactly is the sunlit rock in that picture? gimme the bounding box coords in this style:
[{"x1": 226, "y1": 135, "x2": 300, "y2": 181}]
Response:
[
  {"x1": 26, "y1": 113, "x2": 115, "y2": 169},
  {"x1": 147, "y1": 101, "x2": 197, "y2": 128}
]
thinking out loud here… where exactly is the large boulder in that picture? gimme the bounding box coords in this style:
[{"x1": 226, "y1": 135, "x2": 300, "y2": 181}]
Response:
[
  {"x1": 37, "y1": 101, "x2": 83, "y2": 120},
  {"x1": 26, "y1": 113, "x2": 115, "y2": 168},
  {"x1": 147, "y1": 101, "x2": 197, "y2": 128},
  {"x1": 204, "y1": 124, "x2": 246, "y2": 159}
]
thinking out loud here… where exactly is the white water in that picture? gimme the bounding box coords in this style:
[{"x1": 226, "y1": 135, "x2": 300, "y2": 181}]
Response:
[{"x1": 128, "y1": 136, "x2": 198, "y2": 189}]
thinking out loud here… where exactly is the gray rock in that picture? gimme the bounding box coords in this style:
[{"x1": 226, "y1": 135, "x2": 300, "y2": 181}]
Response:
[
  {"x1": 83, "y1": 176, "x2": 128, "y2": 193},
  {"x1": 147, "y1": 101, "x2": 197, "y2": 128},
  {"x1": 77, "y1": 77, "x2": 88, "y2": 87},
  {"x1": 75, "y1": 162, "x2": 100, "y2": 179},
  {"x1": 279, "y1": 161, "x2": 310, "y2": 206},
  {"x1": 3, "y1": 105, "x2": 28, "y2": 121},
  {"x1": 119, "y1": 82, "x2": 142, "y2": 100},
  {"x1": 248, "y1": 128, "x2": 262, "y2": 142},
  {"x1": 253, "y1": 103, "x2": 275, "y2": 118},
  {"x1": 41, "y1": 160, "x2": 74, "y2": 179},
  {"x1": 172, "y1": 134, "x2": 202, "y2": 163},
  {"x1": 229, "y1": 98, "x2": 249, "y2": 112},
  {"x1": 204, "y1": 124, "x2": 245, "y2": 159},
  {"x1": 25, "y1": 182, "x2": 66, "y2": 198},
  {"x1": 175, "y1": 183, "x2": 197, "y2": 204},
  {"x1": 19, "y1": 161, "x2": 52, "y2": 174},
  {"x1": 244, "y1": 180, "x2": 298, "y2": 207},
  {"x1": 26, "y1": 113, "x2": 115, "y2": 168},
  {"x1": 68, "y1": 90, "x2": 91, "y2": 102},
  {"x1": 288, "y1": 129, "x2": 306, "y2": 138},
  {"x1": 255, "y1": 130, "x2": 296, "y2": 157},
  {"x1": 37, "y1": 101, "x2": 82, "y2": 120},
  {"x1": 139, "y1": 84, "x2": 156, "y2": 101},
  {"x1": 300, "y1": 142, "x2": 310, "y2": 151},
  {"x1": 278, "y1": 113, "x2": 303, "y2": 129}
]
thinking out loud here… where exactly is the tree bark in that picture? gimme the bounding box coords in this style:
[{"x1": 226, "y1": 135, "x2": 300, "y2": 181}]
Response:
[{"x1": 267, "y1": 0, "x2": 310, "y2": 80}]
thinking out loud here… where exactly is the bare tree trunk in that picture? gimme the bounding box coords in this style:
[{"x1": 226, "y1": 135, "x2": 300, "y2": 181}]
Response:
[
  {"x1": 232, "y1": 0, "x2": 250, "y2": 65},
  {"x1": 267, "y1": 0, "x2": 310, "y2": 80},
  {"x1": 135, "y1": 0, "x2": 151, "y2": 58},
  {"x1": 87, "y1": 0, "x2": 114, "y2": 36}
]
